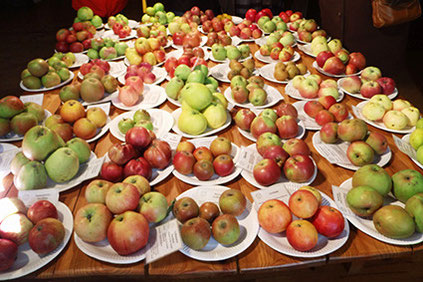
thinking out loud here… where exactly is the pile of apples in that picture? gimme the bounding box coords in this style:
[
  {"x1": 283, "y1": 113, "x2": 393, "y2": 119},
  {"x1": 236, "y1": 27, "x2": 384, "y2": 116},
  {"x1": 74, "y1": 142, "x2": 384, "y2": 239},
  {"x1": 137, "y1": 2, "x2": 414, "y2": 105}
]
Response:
[
  {"x1": 258, "y1": 187, "x2": 345, "y2": 251},
  {"x1": 346, "y1": 164, "x2": 423, "y2": 239},
  {"x1": 125, "y1": 37, "x2": 166, "y2": 66},
  {"x1": 409, "y1": 120, "x2": 423, "y2": 164},
  {"x1": 86, "y1": 38, "x2": 128, "y2": 60},
  {"x1": 107, "y1": 14, "x2": 132, "y2": 38},
  {"x1": 227, "y1": 59, "x2": 255, "y2": 80},
  {"x1": 164, "y1": 46, "x2": 208, "y2": 77},
  {"x1": 277, "y1": 10, "x2": 303, "y2": 23},
  {"x1": 234, "y1": 103, "x2": 301, "y2": 140},
  {"x1": 315, "y1": 40, "x2": 366, "y2": 75},
  {"x1": 117, "y1": 109, "x2": 154, "y2": 135},
  {"x1": 0, "y1": 198, "x2": 66, "y2": 271},
  {"x1": 101, "y1": 125, "x2": 172, "y2": 182},
  {"x1": 220, "y1": 19, "x2": 263, "y2": 39},
  {"x1": 173, "y1": 137, "x2": 235, "y2": 181},
  {"x1": 245, "y1": 8, "x2": 275, "y2": 23},
  {"x1": 303, "y1": 96, "x2": 348, "y2": 126},
  {"x1": 259, "y1": 31, "x2": 296, "y2": 56},
  {"x1": 319, "y1": 118, "x2": 388, "y2": 166},
  {"x1": 172, "y1": 29, "x2": 203, "y2": 49},
  {"x1": 0, "y1": 96, "x2": 45, "y2": 137},
  {"x1": 11, "y1": 125, "x2": 91, "y2": 189},
  {"x1": 136, "y1": 23, "x2": 168, "y2": 45},
  {"x1": 142, "y1": 2, "x2": 174, "y2": 25},
  {"x1": 21, "y1": 58, "x2": 71, "y2": 90},
  {"x1": 272, "y1": 62, "x2": 307, "y2": 82},
  {"x1": 124, "y1": 62, "x2": 157, "y2": 83},
  {"x1": 340, "y1": 67, "x2": 396, "y2": 97},
  {"x1": 118, "y1": 71, "x2": 146, "y2": 106},
  {"x1": 205, "y1": 31, "x2": 232, "y2": 47},
  {"x1": 46, "y1": 100, "x2": 107, "y2": 141},
  {"x1": 212, "y1": 44, "x2": 251, "y2": 61},
  {"x1": 175, "y1": 189, "x2": 246, "y2": 250},
  {"x1": 256, "y1": 14, "x2": 288, "y2": 34},
  {"x1": 229, "y1": 75, "x2": 269, "y2": 106},
  {"x1": 290, "y1": 74, "x2": 341, "y2": 100},
  {"x1": 289, "y1": 18, "x2": 318, "y2": 34},
  {"x1": 47, "y1": 52, "x2": 76, "y2": 68},
  {"x1": 73, "y1": 6, "x2": 103, "y2": 28},
  {"x1": 362, "y1": 96, "x2": 420, "y2": 130},
  {"x1": 75, "y1": 178, "x2": 168, "y2": 255}
]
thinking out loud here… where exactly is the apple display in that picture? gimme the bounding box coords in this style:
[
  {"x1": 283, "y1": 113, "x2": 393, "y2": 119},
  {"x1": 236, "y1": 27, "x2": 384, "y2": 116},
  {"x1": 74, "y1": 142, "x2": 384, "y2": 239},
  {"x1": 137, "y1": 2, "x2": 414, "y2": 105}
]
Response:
[
  {"x1": 258, "y1": 199, "x2": 292, "y2": 233},
  {"x1": 212, "y1": 214, "x2": 240, "y2": 245},
  {"x1": 311, "y1": 206, "x2": 345, "y2": 238},
  {"x1": 286, "y1": 220, "x2": 318, "y2": 251},
  {"x1": 181, "y1": 217, "x2": 211, "y2": 250}
]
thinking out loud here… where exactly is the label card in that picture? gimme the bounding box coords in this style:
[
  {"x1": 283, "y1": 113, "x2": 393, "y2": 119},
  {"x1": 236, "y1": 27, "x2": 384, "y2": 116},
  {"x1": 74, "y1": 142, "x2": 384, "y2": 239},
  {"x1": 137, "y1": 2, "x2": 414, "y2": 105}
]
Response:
[
  {"x1": 351, "y1": 105, "x2": 360, "y2": 118},
  {"x1": 141, "y1": 91, "x2": 161, "y2": 105},
  {"x1": 235, "y1": 146, "x2": 262, "y2": 172},
  {"x1": 0, "y1": 148, "x2": 19, "y2": 171},
  {"x1": 227, "y1": 102, "x2": 234, "y2": 111},
  {"x1": 161, "y1": 132, "x2": 182, "y2": 150},
  {"x1": 87, "y1": 102, "x2": 111, "y2": 116},
  {"x1": 19, "y1": 94, "x2": 44, "y2": 105},
  {"x1": 393, "y1": 135, "x2": 417, "y2": 159},
  {"x1": 331, "y1": 185, "x2": 354, "y2": 217},
  {"x1": 145, "y1": 219, "x2": 183, "y2": 264},
  {"x1": 314, "y1": 142, "x2": 351, "y2": 164},
  {"x1": 109, "y1": 61, "x2": 127, "y2": 77},
  {"x1": 250, "y1": 185, "x2": 291, "y2": 212},
  {"x1": 19, "y1": 188, "x2": 59, "y2": 207}
]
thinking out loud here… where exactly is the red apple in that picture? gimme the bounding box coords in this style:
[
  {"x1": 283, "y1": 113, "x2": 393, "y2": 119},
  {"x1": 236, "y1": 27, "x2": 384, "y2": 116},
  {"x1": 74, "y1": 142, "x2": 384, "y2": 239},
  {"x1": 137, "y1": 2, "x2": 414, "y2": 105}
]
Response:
[
  {"x1": 320, "y1": 122, "x2": 339, "y2": 143},
  {"x1": 304, "y1": 101, "x2": 324, "y2": 118},
  {"x1": 213, "y1": 154, "x2": 235, "y2": 177},
  {"x1": 143, "y1": 139, "x2": 172, "y2": 169},
  {"x1": 193, "y1": 160, "x2": 214, "y2": 181},
  {"x1": 234, "y1": 109, "x2": 256, "y2": 131},
  {"x1": 253, "y1": 159, "x2": 281, "y2": 186},
  {"x1": 275, "y1": 115, "x2": 299, "y2": 139},
  {"x1": 193, "y1": 146, "x2": 213, "y2": 162},
  {"x1": 199, "y1": 202, "x2": 220, "y2": 223},
  {"x1": 108, "y1": 143, "x2": 139, "y2": 165},
  {"x1": 315, "y1": 110, "x2": 335, "y2": 126},
  {"x1": 124, "y1": 157, "x2": 152, "y2": 180},
  {"x1": 105, "y1": 182, "x2": 140, "y2": 214},
  {"x1": 318, "y1": 95, "x2": 337, "y2": 110},
  {"x1": 125, "y1": 126, "x2": 152, "y2": 150},
  {"x1": 173, "y1": 151, "x2": 196, "y2": 175},
  {"x1": 262, "y1": 145, "x2": 290, "y2": 167},
  {"x1": 28, "y1": 218, "x2": 65, "y2": 255},
  {"x1": 0, "y1": 239, "x2": 18, "y2": 271},
  {"x1": 283, "y1": 155, "x2": 315, "y2": 183},
  {"x1": 172, "y1": 197, "x2": 199, "y2": 223},
  {"x1": 323, "y1": 57, "x2": 346, "y2": 75},
  {"x1": 316, "y1": 51, "x2": 334, "y2": 68},
  {"x1": 100, "y1": 161, "x2": 124, "y2": 182},
  {"x1": 258, "y1": 199, "x2": 292, "y2": 233},
  {"x1": 274, "y1": 103, "x2": 298, "y2": 118},
  {"x1": 349, "y1": 52, "x2": 366, "y2": 70},
  {"x1": 311, "y1": 205, "x2": 345, "y2": 238},
  {"x1": 360, "y1": 81, "x2": 382, "y2": 99},
  {"x1": 286, "y1": 220, "x2": 318, "y2": 251},
  {"x1": 27, "y1": 200, "x2": 58, "y2": 224},
  {"x1": 329, "y1": 103, "x2": 349, "y2": 122},
  {"x1": 283, "y1": 138, "x2": 310, "y2": 156},
  {"x1": 376, "y1": 77, "x2": 396, "y2": 95},
  {"x1": 288, "y1": 190, "x2": 320, "y2": 218}
]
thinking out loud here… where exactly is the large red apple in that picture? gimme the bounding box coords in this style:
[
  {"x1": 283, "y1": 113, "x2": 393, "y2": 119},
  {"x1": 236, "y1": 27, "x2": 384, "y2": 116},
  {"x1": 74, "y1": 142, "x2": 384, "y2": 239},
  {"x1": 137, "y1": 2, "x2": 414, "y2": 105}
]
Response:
[
  {"x1": 288, "y1": 190, "x2": 320, "y2": 218},
  {"x1": 349, "y1": 52, "x2": 366, "y2": 70},
  {"x1": 27, "y1": 200, "x2": 58, "y2": 224},
  {"x1": 28, "y1": 218, "x2": 65, "y2": 255},
  {"x1": 311, "y1": 205, "x2": 345, "y2": 238},
  {"x1": 274, "y1": 103, "x2": 298, "y2": 118},
  {"x1": 213, "y1": 154, "x2": 235, "y2": 177},
  {"x1": 262, "y1": 145, "x2": 289, "y2": 167},
  {"x1": 258, "y1": 199, "x2": 292, "y2": 233},
  {"x1": 253, "y1": 159, "x2": 281, "y2": 186},
  {"x1": 286, "y1": 220, "x2": 318, "y2": 251},
  {"x1": 124, "y1": 157, "x2": 152, "y2": 180},
  {"x1": 100, "y1": 161, "x2": 124, "y2": 182},
  {"x1": 275, "y1": 115, "x2": 299, "y2": 139},
  {"x1": 143, "y1": 139, "x2": 172, "y2": 169},
  {"x1": 0, "y1": 239, "x2": 18, "y2": 271},
  {"x1": 316, "y1": 51, "x2": 334, "y2": 68},
  {"x1": 105, "y1": 182, "x2": 140, "y2": 214},
  {"x1": 173, "y1": 151, "x2": 196, "y2": 175},
  {"x1": 108, "y1": 143, "x2": 139, "y2": 165},
  {"x1": 283, "y1": 155, "x2": 315, "y2": 183},
  {"x1": 283, "y1": 138, "x2": 310, "y2": 156},
  {"x1": 125, "y1": 126, "x2": 152, "y2": 150}
]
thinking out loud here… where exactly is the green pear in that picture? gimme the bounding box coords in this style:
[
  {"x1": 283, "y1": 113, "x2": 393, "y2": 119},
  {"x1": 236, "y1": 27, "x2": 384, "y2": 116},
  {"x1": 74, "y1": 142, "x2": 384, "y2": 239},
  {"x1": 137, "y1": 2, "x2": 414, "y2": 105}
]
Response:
[
  {"x1": 180, "y1": 83, "x2": 213, "y2": 111},
  {"x1": 178, "y1": 108, "x2": 208, "y2": 135},
  {"x1": 165, "y1": 77, "x2": 185, "y2": 100},
  {"x1": 66, "y1": 138, "x2": 91, "y2": 164},
  {"x1": 405, "y1": 193, "x2": 423, "y2": 232},
  {"x1": 14, "y1": 161, "x2": 47, "y2": 190},
  {"x1": 352, "y1": 164, "x2": 392, "y2": 197},
  {"x1": 45, "y1": 147, "x2": 80, "y2": 183},
  {"x1": 202, "y1": 102, "x2": 227, "y2": 129},
  {"x1": 373, "y1": 205, "x2": 415, "y2": 239},
  {"x1": 238, "y1": 44, "x2": 250, "y2": 59},
  {"x1": 226, "y1": 46, "x2": 241, "y2": 60},
  {"x1": 24, "y1": 102, "x2": 45, "y2": 123},
  {"x1": 22, "y1": 125, "x2": 63, "y2": 161},
  {"x1": 10, "y1": 152, "x2": 30, "y2": 175}
]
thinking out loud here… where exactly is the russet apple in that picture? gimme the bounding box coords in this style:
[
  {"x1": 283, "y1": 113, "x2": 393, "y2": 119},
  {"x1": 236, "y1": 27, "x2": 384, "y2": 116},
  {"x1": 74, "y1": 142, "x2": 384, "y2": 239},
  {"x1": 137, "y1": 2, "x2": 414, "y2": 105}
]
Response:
[
  {"x1": 212, "y1": 214, "x2": 240, "y2": 245},
  {"x1": 199, "y1": 202, "x2": 220, "y2": 223},
  {"x1": 173, "y1": 197, "x2": 199, "y2": 223}
]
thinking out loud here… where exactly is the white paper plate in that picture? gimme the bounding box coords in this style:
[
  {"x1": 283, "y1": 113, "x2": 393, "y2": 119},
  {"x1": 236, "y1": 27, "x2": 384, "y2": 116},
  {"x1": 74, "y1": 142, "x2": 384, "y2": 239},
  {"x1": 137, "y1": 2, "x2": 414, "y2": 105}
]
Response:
[
  {"x1": 237, "y1": 119, "x2": 306, "y2": 143},
  {"x1": 0, "y1": 144, "x2": 19, "y2": 177},
  {"x1": 232, "y1": 16, "x2": 243, "y2": 25},
  {"x1": 297, "y1": 44, "x2": 315, "y2": 58},
  {"x1": 223, "y1": 84, "x2": 283, "y2": 109},
  {"x1": 208, "y1": 52, "x2": 252, "y2": 64},
  {"x1": 172, "y1": 138, "x2": 242, "y2": 186},
  {"x1": 312, "y1": 61, "x2": 363, "y2": 78},
  {"x1": 0, "y1": 110, "x2": 52, "y2": 142},
  {"x1": 0, "y1": 202, "x2": 73, "y2": 281},
  {"x1": 241, "y1": 144, "x2": 318, "y2": 190},
  {"x1": 78, "y1": 61, "x2": 127, "y2": 80},
  {"x1": 254, "y1": 50, "x2": 300, "y2": 64},
  {"x1": 0, "y1": 143, "x2": 17, "y2": 153},
  {"x1": 69, "y1": 53, "x2": 90, "y2": 69},
  {"x1": 176, "y1": 186, "x2": 259, "y2": 261},
  {"x1": 337, "y1": 78, "x2": 398, "y2": 101},
  {"x1": 353, "y1": 101, "x2": 415, "y2": 134},
  {"x1": 20, "y1": 72, "x2": 74, "y2": 93},
  {"x1": 338, "y1": 178, "x2": 423, "y2": 245},
  {"x1": 209, "y1": 63, "x2": 258, "y2": 83},
  {"x1": 402, "y1": 134, "x2": 423, "y2": 169},
  {"x1": 171, "y1": 36, "x2": 207, "y2": 49},
  {"x1": 171, "y1": 108, "x2": 231, "y2": 139},
  {"x1": 102, "y1": 29, "x2": 137, "y2": 41},
  {"x1": 111, "y1": 85, "x2": 167, "y2": 110},
  {"x1": 258, "y1": 189, "x2": 349, "y2": 258},
  {"x1": 293, "y1": 101, "x2": 353, "y2": 131},
  {"x1": 258, "y1": 63, "x2": 310, "y2": 84},
  {"x1": 285, "y1": 79, "x2": 344, "y2": 102},
  {"x1": 312, "y1": 132, "x2": 392, "y2": 171},
  {"x1": 109, "y1": 109, "x2": 174, "y2": 142}
]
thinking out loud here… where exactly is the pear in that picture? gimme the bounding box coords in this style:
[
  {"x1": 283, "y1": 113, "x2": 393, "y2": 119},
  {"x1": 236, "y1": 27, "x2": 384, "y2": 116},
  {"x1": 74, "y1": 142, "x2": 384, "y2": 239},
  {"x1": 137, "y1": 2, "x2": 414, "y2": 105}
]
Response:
[
  {"x1": 202, "y1": 102, "x2": 227, "y2": 129},
  {"x1": 242, "y1": 58, "x2": 255, "y2": 72},
  {"x1": 45, "y1": 147, "x2": 80, "y2": 183},
  {"x1": 14, "y1": 161, "x2": 47, "y2": 190},
  {"x1": 178, "y1": 107, "x2": 208, "y2": 135}
]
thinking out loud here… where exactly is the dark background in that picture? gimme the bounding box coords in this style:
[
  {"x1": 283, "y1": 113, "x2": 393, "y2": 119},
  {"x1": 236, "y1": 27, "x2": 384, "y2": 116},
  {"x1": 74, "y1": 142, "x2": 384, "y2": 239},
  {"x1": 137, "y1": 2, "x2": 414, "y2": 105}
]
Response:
[{"x1": 0, "y1": 0, "x2": 421, "y2": 107}]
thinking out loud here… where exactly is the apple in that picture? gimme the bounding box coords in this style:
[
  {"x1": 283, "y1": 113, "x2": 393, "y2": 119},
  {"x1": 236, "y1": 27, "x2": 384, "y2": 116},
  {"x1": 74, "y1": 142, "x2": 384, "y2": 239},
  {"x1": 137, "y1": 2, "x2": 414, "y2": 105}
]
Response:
[
  {"x1": 283, "y1": 155, "x2": 315, "y2": 183},
  {"x1": 27, "y1": 200, "x2": 58, "y2": 224},
  {"x1": 361, "y1": 66, "x2": 382, "y2": 82},
  {"x1": 105, "y1": 183, "x2": 140, "y2": 214},
  {"x1": 315, "y1": 110, "x2": 335, "y2": 126},
  {"x1": 402, "y1": 107, "x2": 420, "y2": 127},
  {"x1": 262, "y1": 145, "x2": 289, "y2": 167},
  {"x1": 352, "y1": 164, "x2": 392, "y2": 196},
  {"x1": 0, "y1": 239, "x2": 18, "y2": 271},
  {"x1": 329, "y1": 103, "x2": 348, "y2": 122},
  {"x1": 173, "y1": 151, "x2": 196, "y2": 175},
  {"x1": 258, "y1": 199, "x2": 292, "y2": 233},
  {"x1": 304, "y1": 101, "x2": 324, "y2": 118},
  {"x1": 144, "y1": 139, "x2": 172, "y2": 169},
  {"x1": 288, "y1": 190, "x2": 319, "y2": 219},
  {"x1": 274, "y1": 103, "x2": 298, "y2": 118},
  {"x1": 383, "y1": 110, "x2": 409, "y2": 130},
  {"x1": 108, "y1": 143, "x2": 138, "y2": 165},
  {"x1": 212, "y1": 214, "x2": 240, "y2": 245},
  {"x1": 362, "y1": 101, "x2": 386, "y2": 121},
  {"x1": 349, "y1": 52, "x2": 366, "y2": 70},
  {"x1": 74, "y1": 203, "x2": 112, "y2": 243},
  {"x1": 337, "y1": 119, "x2": 368, "y2": 142},
  {"x1": 323, "y1": 57, "x2": 345, "y2": 75},
  {"x1": 100, "y1": 161, "x2": 123, "y2": 182},
  {"x1": 193, "y1": 160, "x2": 214, "y2": 181},
  {"x1": 253, "y1": 159, "x2": 281, "y2": 186},
  {"x1": 347, "y1": 141, "x2": 375, "y2": 167},
  {"x1": 85, "y1": 179, "x2": 113, "y2": 204},
  {"x1": 234, "y1": 109, "x2": 256, "y2": 131},
  {"x1": 311, "y1": 206, "x2": 345, "y2": 238},
  {"x1": 283, "y1": 138, "x2": 310, "y2": 156},
  {"x1": 181, "y1": 217, "x2": 211, "y2": 250},
  {"x1": 320, "y1": 122, "x2": 339, "y2": 144},
  {"x1": 172, "y1": 197, "x2": 199, "y2": 223},
  {"x1": 318, "y1": 95, "x2": 337, "y2": 110},
  {"x1": 365, "y1": 131, "x2": 388, "y2": 155},
  {"x1": 376, "y1": 77, "x2": 396, "y2": 94},
  {"x1": 125, "y1": 126, "x2": 152, "y2": 150},
  {"x1": 346, "y1": 185, "x2": 383, "y2": 217},
  {"x1": 139, "y1": 191, "x2": 168, "y2": 223},
  {"x1": 341, "y1": 76, "x2": 362, "y2": 93},
  {"x1": 360, "y1": 81, "x2": 382, "y2": 99},
  {"x1": 250, "y1": 116, "x2": 277, "y2": 139},
  {"x1": 0, "y1": 213, "x2": 33, "y2": 245},
  {"x1": 405, "y1": 193, "x2": 423, "y2": 232},
  {"x1": 392, "y1": 99, "x2": 411, "y2": 111},
  {"x1": 107, "y1": 211, "x2": 149, "y2": 255},
  {"x1": 193, "y1": 146, "x2": 214, "y2": 162},
  {"x1": 316, "y1": 50, "x2": 334, "y2": 68},
  {"x1": 276, "y1": 115, "x2": 299, "y2": 139},
  {"x1": 286, "y1": 220, "x2": 318, "y2": 251},
  {"x1": 0, "y1": 197, "x2": 27, "y2": 223},
  {"x1": 176, "y1": 141, "x2": 196, "y2": 153},
  {"x1": 123, "y1": 175, "x2": 150, "y2": 196},
  {"x1": 199, "y1": 202, "x2": 220, "y2": 223},
  {"x1": 124, "y1": 157, "x2": 152, "y2": 180},
  {"x1": 219, "y1": 189, "x2": 247, "y2": 216},
  {"x1": 298, "y1": 78, "x2": 319, "y2": 99},
  {"x1": 410, "y1": 128, "x2": 423, "y2": 150},
  {"x1": 299, "y1": 186, "x2": 323, "y2": 205},
  {"x1": 213, "y1": 154, "x2": 235, "y2": 177},
  {"x1": 392, "y1": 169, "x2": 423, "y2": 203},
  {"x1": 28, "y1": 218, "x2": 65, "y2": 255},
  {"x1": 210, "y1": 137, "x2": 232, "y2": 157}
]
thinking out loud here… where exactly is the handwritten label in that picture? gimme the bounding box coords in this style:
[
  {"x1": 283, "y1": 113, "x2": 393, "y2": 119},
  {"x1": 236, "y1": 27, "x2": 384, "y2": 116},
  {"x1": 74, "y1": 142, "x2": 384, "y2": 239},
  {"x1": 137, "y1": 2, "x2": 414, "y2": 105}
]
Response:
[
  {"x1": 314, "y1": 134, "x2": 351, "y2": 164},
  {"x1": 161, "y1": 132, "x2": 182, "y2": 150},
  {"x1": 235, "y1": 146, "x2": 262, "y2": 172},
  {"x1": 19, "y1": 94, "x2": 44, "y2": 105},
  {"x1": 331, "y1": 185, "x2": 354, "y2": 217},
  {"x1": 145, "y1": 219, "x2": 183, "y2": 264},
  {"x1": 78, "y1": 156, "x2": 105, "y2": 181},
  {"x1": 393, "y1": 135, "x2": 417, "y2": 159},
  {"x1": 87, "y1": 102, "x2": 111, "y2": 116},
  {"x1": 250, "y1": 185, "x2": 291, "y2": 212},
  {"x1": 19, "y1": 188, "x2": 59, "y2": 207}
]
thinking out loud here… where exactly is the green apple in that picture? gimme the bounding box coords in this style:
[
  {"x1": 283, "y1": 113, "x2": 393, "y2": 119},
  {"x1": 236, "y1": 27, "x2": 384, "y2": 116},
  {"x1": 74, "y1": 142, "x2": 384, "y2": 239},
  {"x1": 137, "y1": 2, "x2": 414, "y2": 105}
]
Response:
[
  {"x1": 165, "y1": 77, "x2": 184, "y2": 100},
  {"x1": 263, "y1": 20, "x2": 276, "y2": 33},
  {"x1": 226, "y1": 46, "x2": 241, "y2": 60},
  {"x1": 118, "y1": 118, "x2": 134, "y2": 134},
  {"x1": 87, "y1": 49, "x2": 99, "y2": 60},
  {"x1": 370, "y1": 94, "x2": 392, "y2": 111},
  {"x1": 14, "y1": 161, "x2": 47, "y2": 190},
  {"x1": 133, "y1": 109, "x2": 151, "y2": 123},
  {"x1": 392, "y1": 169, "x2": 423, "y2": 203},
  {"x1": 186, "y1": 70, "x2": 205, "y2": 84},
  {"x1": 24, "y1": 102, "x2": 45, "y2": 123},
  {"x1": 10, "y1": 152, "x2": 30, "y2": 175},
  {"x1": 66, "y1": 137, "x2": 91, "y2": 164},
  {"x1": 238, "y1": 44, "x2": 250, "y2": 59},
  {"x1": 416, "y1": 118, "x2": 423, "y2": 129},
  {"x1": 174, "y1": 64, "x2": 191, "y2": 81},
  {"x1": 202, "y1": 102, "x2": 227, "y2": 129},
  {"x1": 166, "y1": 12, "x2": 175, "y2": 22},
  {"x1": 91, "y1": 15, "x2": 103, "y2": 28},
  {"x1": 138, "y1": 191, "x2": 168, "y2": 223},
  {"x1": 260, "y1": 109, "x2": 278, "y2": 122},
  {"x1": 352, "y1": 164, "x2": 392, "y2": 196},
  {"x1": 194, "y1": 64, "x2": 208, "y2": 77},
  {"x1": 114, "y1": 42, "x2": 128, "y2": 57},
  {"x1": 417, "y1": 145, "x2": 423, "y2": 165},
  {"x1": 178, "y1": 108, "x2": 208, "y2": 135},
  {"x1": 346, "y1": 185, "x2": 383, "y2": 217},
  {"x1": 135, "y1": 120, "x2": 153, "y2": 131},
  {"x1": 205, "y1": 76, "x2": 218, "y2": 89},
  {"x1": 22, "y1": 125, "x2": 63, "y2": 161},
  {"x1": 373, "y1": 205, "x2": 415, "y2": 239},
  {"x1": 230, "y1": 75, "x2": 247, "y2": 89},
  {"x1": 248, "y1": 88, "x2": 267, "y2": 106},
  {"x1": 180, "y1": 83, "x2": 213, "y2": 111},
  {"x1": 409, "y1": 128, "x2": 423, "y2": 150},
  {"x1": 212, "y1": 214, "x2": 240, "y2": 245},
  {"x1": 405, "y1": 193, "x2": 423, "y2": 232},
  {"x1": 258, "y1": 16, "x2": 270, "y2": 29},
  {"x1": 45, "y1": 147, "x2": 79, "y2": 183},
  {"x1": 211, "y1": 43, "x2": 227, "y2": 61},
  {"x1": 279, "y1": 33, "x2": 295, "y2": 47}
]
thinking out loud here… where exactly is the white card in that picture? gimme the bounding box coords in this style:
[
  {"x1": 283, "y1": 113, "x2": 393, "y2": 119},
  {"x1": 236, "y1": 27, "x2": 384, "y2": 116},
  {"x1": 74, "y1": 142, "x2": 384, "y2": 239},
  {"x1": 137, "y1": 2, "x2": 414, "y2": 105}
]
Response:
[
  {"x1": 161, "y1": 132, "x2": 182, "y2": 150},
  {"x1": 0, "y1": 149, "x2": 19, "y2": 171},
  {"x1": 145, "y1": 219, "x2": 183, "y2": 264},
  {"x1": 141, "y1": 92, "x2": 161, "y2": 104},
  {"x1": 250, "y1": 185, "x2": 291, "y2": 212},
  {"x1": 314, "y1": 142, "x2": 351, "y2": 164},
  {"x1": 393, "y1": 135, "x2": 417, "y2": 159},
  {"x1": 87, "y1": 102, "x2": 111, "y2": 116},
  {"x1": 109, "y1": 61, "x2": 127, "y2": 77},
  {"x1": 18, "y1": 188, "x2": 59, "y2": 207},
  {"x1": 227, "y1": 102, "x2": 234, "y2": 111},
  {"x1": 351, "y1": 105, "x2": 360, "y2": 118},
  {"x1": 19, "y1": 94, "x2": 44, "y2": 105},
  {"x1": 235, "y1": 146, "x2": 262, "y2": 172},
  {"x1": 331, "y1": 185, "x2": 354, "y2": 217}
]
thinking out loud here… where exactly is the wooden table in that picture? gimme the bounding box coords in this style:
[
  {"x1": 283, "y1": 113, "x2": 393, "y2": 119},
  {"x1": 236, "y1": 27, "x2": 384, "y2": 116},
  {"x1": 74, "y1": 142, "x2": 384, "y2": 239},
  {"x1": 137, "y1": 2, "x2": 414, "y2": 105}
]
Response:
[{"x1": 2, "y1": 38, "x2": 422, "y2": 280}]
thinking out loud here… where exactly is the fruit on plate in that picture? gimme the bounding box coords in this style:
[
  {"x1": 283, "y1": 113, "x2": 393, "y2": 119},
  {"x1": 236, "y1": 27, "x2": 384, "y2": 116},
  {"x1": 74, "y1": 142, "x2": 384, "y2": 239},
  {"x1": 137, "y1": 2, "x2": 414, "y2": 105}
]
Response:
[
  {"x1": 258, "y1": 199, "x2": 292, "y2": 233},
  {"x1": 143, "y1": 139, "x2": 172, "y2": 169},
  {"x1": 392, "y1": 169, "x2": 423, "y2": 203},
  {"x1": 138, "y1": 191, "x2": 168, "y2": 223},
  {"x1": 28, "y1": 218, "x2": 65, "y2": 255},
  {"x1": 22, "y1": 58, "x2": 71, "y2": 90},
  {"x1": 0, "y1": 213, "x2": 34, "y2": 245},
  {"x1": 105, "y1": 182, "x2": 140, "y2": 214},
  {"x1": 337, "y1": 119, "x2": 368, "y2": 142},
  {"x1": 181, "y1": 217, "x2": 211, "y2": 250},
  {"x1": 173, "y1": 151, "x2": 196, "y2": 175},
  {"x1": 346, "y1": 186, "x2": 383, "y2": 217},
  {"x1": 253, "y1": 158, "x2": 281, "y2": 186},
  {"x1": 219, "y1": 189, "x2": 246, "y2": 216},
  {"x1": 199, "y1": 202, "x2": 220, "y2": 223},
  {"x1": 373, "y1": 205, "x2": 415, "y2": 239},
  {"x1": 74, "y1": 203, "x2": 112, "y2": 242},
  {"x1": 286, "y1": 220, "x2": 318, "y2": 251},
  {"x1": 13, "y1": 161, "x2": 48, "y2": 191},
  {"x1": 44, "y1": 147, "x2": 80, "y2": 183},
  {"x1": 288, "y1": 190, "x2": 319, "y2": 219},
  {"x1": 346, "y1": 141, "x2": 374, "y2": 167},
  {"x1": 352, "y1": 164, "x2": 392, "y2": 196},
  {"x1": 173, "y1": 197, "x2": 200, "y2": 223},
  {"x1": 234, "y1": 109, "x2": 256, "y2": 131},
  {"x1": 0, "y1": 238, "x2": 18, "y2": 271},
  {"x1": 85, "y1": 179, "x2": 113, "y2": 204},
  {"x1": 107, "y1": 211, "x2": 149, "y2": 255},
  {"x1": 405, "y1": 193, "x2": 423, "y2": 232},
  {"x1": 27, "y1": 200, "x2": 58, "y2": 224},
  {"x1": 0, "y1": 197, "x2": 27, "y2": 223},
  {"x1": 22, "y1": 125, "x2": 64, "y2": 161},
  {"x1": 283, "y1": 154, "x2": 315, "y2": 183},
  {"x1": 100, "y1": 161, "x2": 124, "y2": 182},
  {"x1": 273, "y1": 62, "x2": 308, "y2": 81},
  {"x1": 311, "y1": 206, "x2": 345, "y2": 238},
  {"x1": 212, "y1": 214, "x2": 240, "y2": 245},
  {"x1": 262, "y1": 145, "x2": 289, "y2": 167}
]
